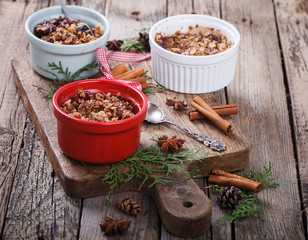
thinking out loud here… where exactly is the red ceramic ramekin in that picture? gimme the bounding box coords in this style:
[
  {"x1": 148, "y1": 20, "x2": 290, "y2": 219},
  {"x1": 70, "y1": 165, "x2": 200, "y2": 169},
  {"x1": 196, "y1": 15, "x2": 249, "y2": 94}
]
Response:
[{"x1": 52, "y1": 79, "x2": 148, "y2": 164}]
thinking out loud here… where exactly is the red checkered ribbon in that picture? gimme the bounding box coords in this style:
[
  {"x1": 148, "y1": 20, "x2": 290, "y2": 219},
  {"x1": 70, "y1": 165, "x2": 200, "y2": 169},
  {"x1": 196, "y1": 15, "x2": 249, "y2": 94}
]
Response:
[
  {"x1": 97, "y1": 48, "x2": 143, "y2": 92},
  {"x1": 97, "y1": 48, "x2": 114, "y2": 80},
  {"x1": 107, "y1": 51, "x2": 151, "y2": 62}
]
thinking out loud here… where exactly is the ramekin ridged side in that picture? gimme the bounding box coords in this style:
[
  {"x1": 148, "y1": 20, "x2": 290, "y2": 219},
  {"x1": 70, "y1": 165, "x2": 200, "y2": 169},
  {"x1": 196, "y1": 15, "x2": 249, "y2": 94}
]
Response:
[{"x1": 149, "y1": 14, "x2": 240, "y2": 94}]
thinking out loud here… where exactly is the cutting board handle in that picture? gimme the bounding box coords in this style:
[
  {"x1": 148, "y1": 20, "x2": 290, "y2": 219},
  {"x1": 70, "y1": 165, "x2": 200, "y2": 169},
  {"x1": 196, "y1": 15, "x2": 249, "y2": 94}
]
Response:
[{"x1": 153, "y1": 173, "x2": 212, "y2": 237}]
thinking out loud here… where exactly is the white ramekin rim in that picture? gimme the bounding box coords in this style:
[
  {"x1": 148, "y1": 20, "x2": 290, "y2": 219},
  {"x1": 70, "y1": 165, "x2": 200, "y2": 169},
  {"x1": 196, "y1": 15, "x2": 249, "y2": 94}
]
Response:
[
  {"x1": 149, "y1": 14, "x2": 240, "y2": 65},
  {"x1": 25, "y1": 5, "x2": 110, "y2": 55}
]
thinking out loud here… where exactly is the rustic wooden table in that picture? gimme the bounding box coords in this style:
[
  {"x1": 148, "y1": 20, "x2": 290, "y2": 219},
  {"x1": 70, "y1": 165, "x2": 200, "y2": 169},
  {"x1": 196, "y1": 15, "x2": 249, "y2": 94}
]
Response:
[{"x1": 1, "y1": 0, "x2": 308, "y2": 239}]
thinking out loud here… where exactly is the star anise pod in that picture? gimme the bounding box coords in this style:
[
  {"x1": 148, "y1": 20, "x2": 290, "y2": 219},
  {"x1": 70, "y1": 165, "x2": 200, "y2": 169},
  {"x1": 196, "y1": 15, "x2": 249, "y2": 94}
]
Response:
[
  {"x1": 106, "y1": 39, "x2": 124, "y2": 51},
  {"x1": 157, "y1": 135, "x2": 185, "y2": 153},
  {"x1": 138, "y1": 32, "x2": 150, "y2": 51},
  {"x1": 166, "y1": 97, "x2": 188, "y2": 111},
  {"x1": 99, "y1": 217, "x2": 131, "y2": 236}
]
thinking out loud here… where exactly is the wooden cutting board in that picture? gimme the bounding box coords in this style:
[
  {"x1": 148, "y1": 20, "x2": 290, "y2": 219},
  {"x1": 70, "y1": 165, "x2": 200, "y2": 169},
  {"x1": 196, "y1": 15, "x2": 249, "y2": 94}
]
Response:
[{"x1": 12, "y1": 53, "x2": 249, "y2": 238}]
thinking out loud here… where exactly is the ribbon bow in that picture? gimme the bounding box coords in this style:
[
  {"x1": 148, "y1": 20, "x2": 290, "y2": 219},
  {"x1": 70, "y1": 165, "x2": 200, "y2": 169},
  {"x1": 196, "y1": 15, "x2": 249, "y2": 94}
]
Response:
[{"x1": 97, "y1": 48, "x2": 144, "y2": 92}]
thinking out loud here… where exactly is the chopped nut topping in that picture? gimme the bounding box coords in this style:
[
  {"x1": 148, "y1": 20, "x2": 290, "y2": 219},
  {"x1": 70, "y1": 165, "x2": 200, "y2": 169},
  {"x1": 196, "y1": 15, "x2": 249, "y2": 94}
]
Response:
[
  {"x1": 60, "y1": 89, "x2": 135, "y2": 122},
  {"x1": 34, "y1": 16, "x2": 104, "y2": 45},
  {"x1": 155, "y1": 24, "x2": 233, "y2": 56}
]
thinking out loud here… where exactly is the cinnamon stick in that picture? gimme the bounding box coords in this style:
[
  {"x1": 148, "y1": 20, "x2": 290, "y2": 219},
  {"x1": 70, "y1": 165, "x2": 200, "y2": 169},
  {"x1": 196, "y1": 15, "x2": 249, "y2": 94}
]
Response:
[
  {"x1": 208, "y1": 169, "x2": 262, "y2": 193},
  {"x1": 211, "y1": 169, "x2": 258, "y2": 184},
  {"x1": 193, "y1": 96, "x2": 217, "y2": 114},
  {"x1": 189, "y1": 104, "x2": 238, "y2": 120},
  {"x1": 191, "y1": 100, "x2": 232, "y2": 135},
  {"x1": 125, "y1": 77, "x2": 147, "y2": 84},
  {"x1": 114, "y1": 68, "x2": 144, "y2": 80},
  {"x1": 141, "y1": 82, "x2": 148, "y2": 89},
  {"x1": 111, "y1": 64, "x2": 127, "y2": 76},
  {"x1": 117, "y1": 77, "x2": 148, "y2": 89},
  {"x1": 212, "y1": 104, "x2": 238, "y2": 111}
]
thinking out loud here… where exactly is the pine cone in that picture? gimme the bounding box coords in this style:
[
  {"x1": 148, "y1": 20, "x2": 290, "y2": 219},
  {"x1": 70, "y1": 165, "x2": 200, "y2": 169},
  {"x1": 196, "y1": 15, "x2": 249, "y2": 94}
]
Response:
[
  {"x1": 217, "y1": 186, "x2": 243, "y2": 210},
  {"x1": 138, "y1": 32, "x2": 150, "y2": 51},
  {"x1": 118, "y1": 197, "x2": 141, "y2": 216}
]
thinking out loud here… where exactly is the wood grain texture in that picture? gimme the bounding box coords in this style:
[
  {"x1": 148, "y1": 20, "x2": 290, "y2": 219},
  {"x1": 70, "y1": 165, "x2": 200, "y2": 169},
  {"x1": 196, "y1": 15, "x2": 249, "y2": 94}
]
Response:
[
  {"x1": 274, "y1": 0, "x2": 308, "y2": 233},
  {"x1": 153, "y1": 173, "x2": 212, "y2": 237},
  {"x1": 0, "y1": 0, "x2": 41, "y2": 236},
  {"x1": 79, "y1": 192, "x2": 159, "y2": 239},
  {"x1": 222, "y1": 0, "x2": 305, "y2": 239},
  {"x1": 2, "y1": 117, "x2": 81, "y2": 239}
]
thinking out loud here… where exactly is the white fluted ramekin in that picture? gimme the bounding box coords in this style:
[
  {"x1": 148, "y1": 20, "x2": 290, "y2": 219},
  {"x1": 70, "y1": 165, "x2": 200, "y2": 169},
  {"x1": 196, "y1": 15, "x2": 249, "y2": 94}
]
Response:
[
  {"x1": 25, "y1": 6, "x2": 110, "y2": 80},
  {"x1": 149, "y1": 14, "x2": 240, "y2": 94}
]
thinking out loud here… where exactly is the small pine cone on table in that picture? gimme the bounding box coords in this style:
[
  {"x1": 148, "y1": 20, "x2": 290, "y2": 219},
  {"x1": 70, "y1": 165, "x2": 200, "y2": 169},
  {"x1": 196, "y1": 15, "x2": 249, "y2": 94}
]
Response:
[
  {"x1": 217, "y1": 186, "x2": 243, "y2": 210},
  {"x1": 118, "y1": 197, "x2": 141, "y2": 216}
]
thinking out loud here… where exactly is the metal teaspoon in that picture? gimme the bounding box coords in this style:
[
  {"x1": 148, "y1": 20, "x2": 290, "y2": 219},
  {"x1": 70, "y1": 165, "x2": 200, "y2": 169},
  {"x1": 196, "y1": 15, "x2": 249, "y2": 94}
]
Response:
[
  {"x1": 59, "y1": 0, "x2": 94, "y2": 36},
  {"x1": 144, "y1": 102, "x2": 226, "y2": 151}
]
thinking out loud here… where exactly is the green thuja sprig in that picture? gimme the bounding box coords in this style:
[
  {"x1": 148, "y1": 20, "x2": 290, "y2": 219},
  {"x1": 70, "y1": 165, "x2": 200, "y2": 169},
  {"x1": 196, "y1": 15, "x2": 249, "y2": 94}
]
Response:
[
  {"x1": 41, "y1": 61, "x2": 99, "y2": 82},
  {"x1": 103, "y1": 144, "x2": 212, "y2": 204},
  {"x1": 211, "y1": 185, "x2": 225, "y2": 193},
  {"x1": 213, "y1": 162, "x2": 279, "y2": 224},
  {"x1": 216, "y1": 191, "x2": 262, "y2": 224},
  {"x1": 237, "y1": 162, "x2": 279, "y2": 188},
  {"x1": 32, "y1": 83, "x2": 57, "y2": 100},
  {"x1": 142, "y1": 82, "x2": 169, "y2": 94},
  {"x1": 138, "y1": 70, "x2": 152, "y2": 79},
  {"x1": 33, "y1": 61, "x2": 99, "y2": 100},
  {"x1": 121, "y1": 37, "x2": 149, "y2": 53}
]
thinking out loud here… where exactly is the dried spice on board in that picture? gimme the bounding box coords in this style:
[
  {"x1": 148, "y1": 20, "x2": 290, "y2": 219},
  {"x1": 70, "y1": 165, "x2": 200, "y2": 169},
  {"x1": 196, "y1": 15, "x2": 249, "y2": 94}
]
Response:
[
  {"x1": 106, "y1": 31, "x2": 150, "y2": 53},
  {"x1": 99, "y1": 217, "x2": 131, "y2": 236},
  {"x1": 166, "y1": 97, "x2": 188, "y2": 111},
  {"x1": 157, "y1": 135, "x2": 186, "y2": 153}
]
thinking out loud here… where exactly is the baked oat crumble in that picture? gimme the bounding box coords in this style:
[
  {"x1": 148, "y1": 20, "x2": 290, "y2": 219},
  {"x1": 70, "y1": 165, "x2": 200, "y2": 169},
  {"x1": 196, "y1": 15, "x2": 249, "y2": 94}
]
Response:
[
  {"x1": 155, "y1": 24, "x2": 233, "y2": 56},
  {"x1": 60, "y1": 89, "x2": 135, "y2": 122},
  {"x1": 34, "y1": 16, "x2": 103, "y2": 45}
]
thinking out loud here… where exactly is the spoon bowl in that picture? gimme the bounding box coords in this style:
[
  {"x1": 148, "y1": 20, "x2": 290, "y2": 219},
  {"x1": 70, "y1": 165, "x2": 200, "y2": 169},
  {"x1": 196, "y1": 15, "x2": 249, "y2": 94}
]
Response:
[
  {"x1": 59, "y1": 0, "x2": 94, "y2": 35},
  {"x1": 145, "y1": 102, "x2": 226, "y2": 151},
  {"x1": 145, "y1": 102, "x2": 167, "y2": 123}
]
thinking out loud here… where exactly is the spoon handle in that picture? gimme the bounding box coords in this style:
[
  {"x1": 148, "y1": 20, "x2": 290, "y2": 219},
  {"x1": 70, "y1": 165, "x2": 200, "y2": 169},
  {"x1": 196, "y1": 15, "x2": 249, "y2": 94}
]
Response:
[
  {"x1": 164, "y1": 120, "x2": 226, "y2": 151},
  {"x1": 59, "y1": 0, "x2": 73, "y2": 19}
]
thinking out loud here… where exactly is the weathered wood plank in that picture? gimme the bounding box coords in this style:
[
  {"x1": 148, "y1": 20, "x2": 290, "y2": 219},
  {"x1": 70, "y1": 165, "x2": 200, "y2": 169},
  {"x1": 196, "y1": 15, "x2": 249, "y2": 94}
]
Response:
[
  {"x1": 79, "y1": 193, "x2": 159, "y2": 239},
  {"x1": 0, "y1": 0, "x2": 41, "y2": 236},
  {"x1": 274, "y1": 0, "x2": 308, "y2": 235},
  {"x1": 2, "y1": 117, "x2": 81, "y2": 239},
  {"x1": 222, "y1": 0, "x2": 305, "y2": 239}
]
